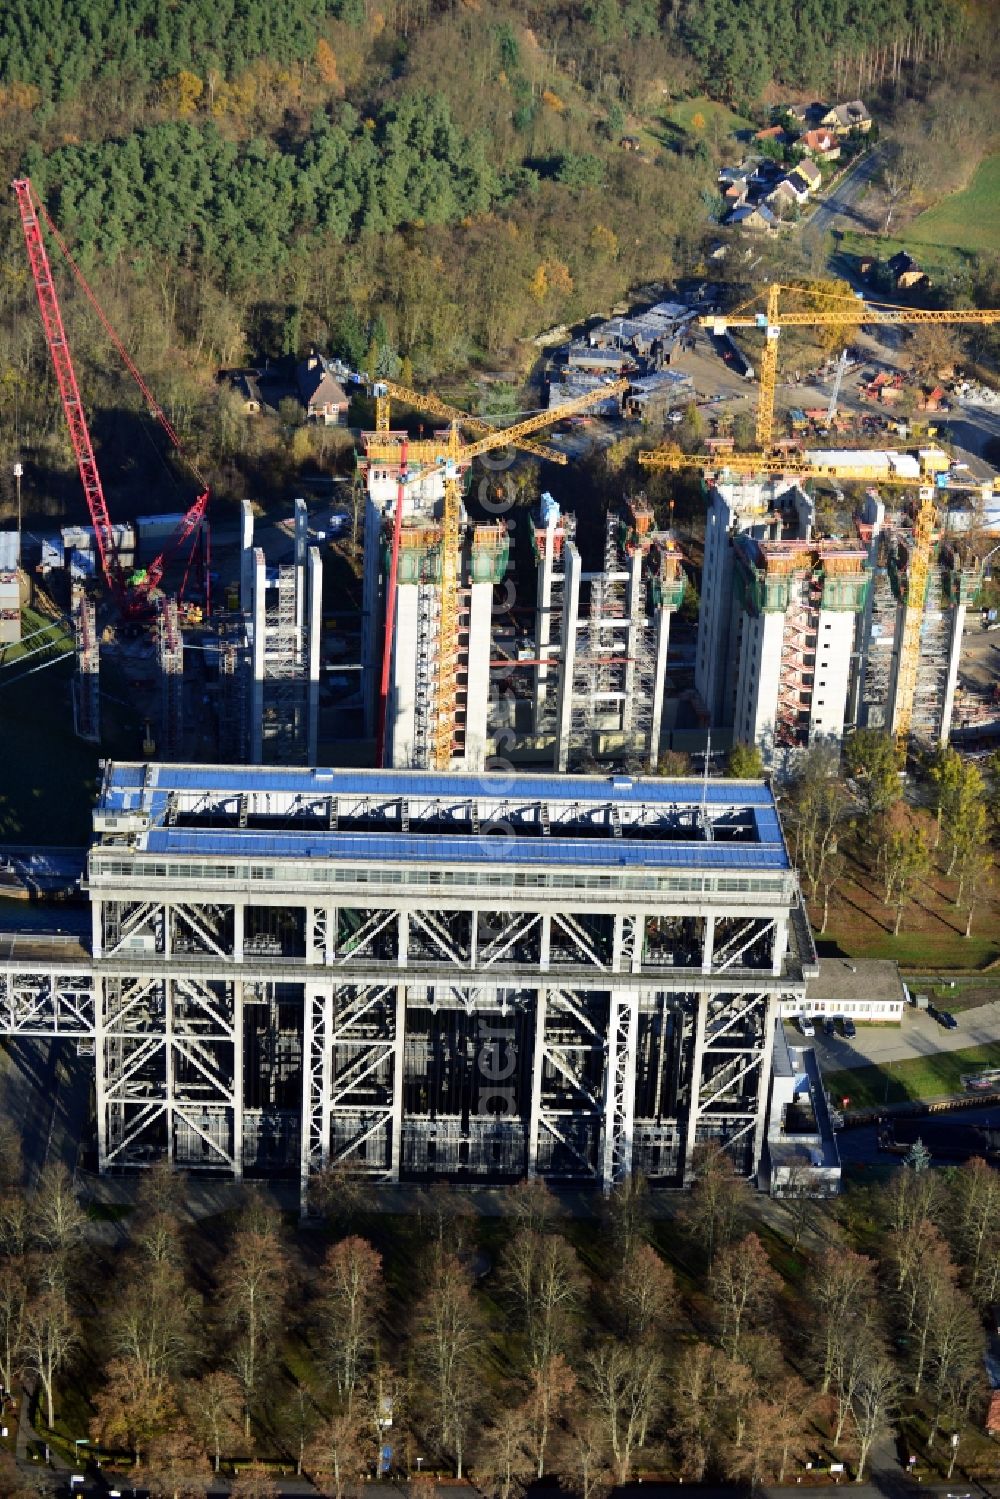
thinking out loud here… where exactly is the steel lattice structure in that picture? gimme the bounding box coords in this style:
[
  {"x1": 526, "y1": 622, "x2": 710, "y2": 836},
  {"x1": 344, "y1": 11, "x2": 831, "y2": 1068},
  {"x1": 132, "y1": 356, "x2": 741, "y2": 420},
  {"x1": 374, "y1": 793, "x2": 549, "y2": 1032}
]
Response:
[{"x1": 0, "y1": 764, "x2": 817, "y2": 1200}]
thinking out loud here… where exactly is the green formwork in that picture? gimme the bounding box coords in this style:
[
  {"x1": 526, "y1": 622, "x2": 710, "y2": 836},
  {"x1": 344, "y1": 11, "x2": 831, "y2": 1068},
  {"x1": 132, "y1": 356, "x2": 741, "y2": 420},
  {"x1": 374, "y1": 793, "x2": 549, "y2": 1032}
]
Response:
[
  {"x1": 470, "y1": 537, "x2": 510, "y2": 584},
  {"x1": 821, "y1": 574, "x2": 870, "y2": 611}
]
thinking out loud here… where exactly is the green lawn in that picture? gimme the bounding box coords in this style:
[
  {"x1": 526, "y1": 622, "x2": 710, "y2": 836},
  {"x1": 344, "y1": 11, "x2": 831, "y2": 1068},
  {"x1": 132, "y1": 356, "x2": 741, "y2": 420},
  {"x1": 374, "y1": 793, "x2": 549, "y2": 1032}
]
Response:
[
  {"x1": 823, "y1": 1041, "x2": 1000, "y2": 1111},
  {"x1": 908, "y1": 152, "x2": 1000, "y2": 255},
  {"x1": 817, "y1": 926, "x2": 1000, "y2": 968},
  {"x1": 664, "y1": 95, "x2": 753, "y2": 140}
]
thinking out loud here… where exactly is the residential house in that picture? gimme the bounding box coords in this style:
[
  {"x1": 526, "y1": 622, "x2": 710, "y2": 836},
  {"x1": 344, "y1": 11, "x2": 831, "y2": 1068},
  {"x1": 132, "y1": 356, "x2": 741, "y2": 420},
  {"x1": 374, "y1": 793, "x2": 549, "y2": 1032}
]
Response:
[
  {"x1": 295, "y1": 354, "x2": 349, "y2": 425},
  {"x1": 821, "y1": 100, "x2": 872, "y2": 135},
  {"x1": 789, "y1": 158, "x2": 822, "y2": 193},
  {"x1": 233, "y1": 371, "x2": 262, "y2": 414},
  {"x1": 723, "y1": 177, "x2": 749, "y2": 209},
  {"x1": 767, "y1": 179, "x2": 802, "y2": 217},
  {"x1": 725, "y1": 203, "x2": 778, "y2": 232},
  {"x1": 857, "y1": 255, "x2": 876, "y2": 279},
  {"x1": 783, "y1": 102, "x2": 827, "y2": 129},
  {"x1": 796, "y1": 128, "x2": 841, "y2": 161},
  {"x1": 887, "y1": 251, "x2": 930, "y2": 291},
  {"x1": 621, "y1": 135, "x2": 641, "y2": 152},
  {"x1": 754, "y1": 124, "x2": 786, "y2": 145}
]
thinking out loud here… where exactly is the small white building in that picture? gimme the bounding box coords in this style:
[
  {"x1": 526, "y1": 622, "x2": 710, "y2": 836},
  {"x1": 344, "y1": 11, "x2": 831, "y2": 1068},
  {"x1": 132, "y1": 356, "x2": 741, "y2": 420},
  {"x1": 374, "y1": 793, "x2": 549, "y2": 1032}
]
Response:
[
  {"x1": 781, "y1": 956, "x2": 906, "y2": 1023},
  {"x1": 765, "y1": 1022, "x2": 841, "y2": 1197}
]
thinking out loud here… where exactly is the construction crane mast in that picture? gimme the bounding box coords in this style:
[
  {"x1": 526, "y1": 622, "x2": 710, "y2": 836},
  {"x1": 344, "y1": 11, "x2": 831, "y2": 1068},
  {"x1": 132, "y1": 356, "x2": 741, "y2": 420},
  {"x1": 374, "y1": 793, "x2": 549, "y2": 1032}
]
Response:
[
  {"x1": 12, "y1": 177, "x2": 210, "y2": 614},
  {"x1": 371, "y1": 379, "x2": 628, "y2": 768},
  {"x1": 705, "y1": 282, "x2": 1000, "y2": 451},
  {"x1": 12, "y1": 178, "x2": 125, "y2": 599}
]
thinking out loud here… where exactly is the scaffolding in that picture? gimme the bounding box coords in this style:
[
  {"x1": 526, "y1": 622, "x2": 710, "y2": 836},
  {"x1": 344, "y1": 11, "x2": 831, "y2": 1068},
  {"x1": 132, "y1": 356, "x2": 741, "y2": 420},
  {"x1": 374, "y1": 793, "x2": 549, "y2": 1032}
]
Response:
[
  {"x1": 157, "y1": 596, "x2": 184, "y2": 759},
  {"x1": 524, "y1": 497, "x2": 679, "y2": 770},
  {"x1": 245, "y1": 503, "x2": 321, "y2": 765},
  {"x1": 71, "y1": 582, "x2": 100, "y2": 743},
  {"x1": 218, "y1": 619, "x2": 248, "y2": 761}
]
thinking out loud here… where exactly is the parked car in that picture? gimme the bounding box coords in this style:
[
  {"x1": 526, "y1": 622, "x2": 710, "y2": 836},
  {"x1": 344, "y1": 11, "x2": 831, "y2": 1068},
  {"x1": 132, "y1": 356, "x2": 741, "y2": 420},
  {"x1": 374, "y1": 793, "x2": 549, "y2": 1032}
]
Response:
[
  {"x1": 798, "y1": 1014, "x2": 815, "y2": 1038},
  {"x1": 823, "y1": 1017, "x2": 836, "y2": 1036},
  {"x1": 939, "y1": 1010, "x2": 958, "y2": 1030},
  {"x1": 841, "y1": 1017, "x2": 857, "y2": 1039}
]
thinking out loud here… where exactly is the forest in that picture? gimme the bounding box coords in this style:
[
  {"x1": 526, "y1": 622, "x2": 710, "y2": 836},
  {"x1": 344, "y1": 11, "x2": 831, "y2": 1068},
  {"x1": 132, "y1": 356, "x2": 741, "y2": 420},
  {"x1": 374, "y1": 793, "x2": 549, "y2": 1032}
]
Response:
[
  {"x1": 0, "y1": 0, "x2": 997, "y2": 525},
  {"x1": 1, "y1": 1145, "x2": 999, "y2": 1496}
]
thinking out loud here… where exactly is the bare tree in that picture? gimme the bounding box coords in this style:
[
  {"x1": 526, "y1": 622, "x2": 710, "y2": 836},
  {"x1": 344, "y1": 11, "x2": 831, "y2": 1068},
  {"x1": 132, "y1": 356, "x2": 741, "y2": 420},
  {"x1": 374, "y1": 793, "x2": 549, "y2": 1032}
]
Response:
[
  {"x1": 219, "y1": 1199, "x2": 289, "y2": 1436},
  {"x1": 560, "y1": 1408, "x2": 611, "y2": 1499},
  {"x1": 180, "y1": 1370, "x2": 243, "y2": 1472},
  {"x1": 610, "y1": 1244, "x2": 675, "y2": 1342},
  {"x1": 110, "y1": 1257, "x2": 201, "y2": 1382},
  {"x1": 308, "y1": 1159, "x2": 372, "y2": 1232},
  {"x1": 22, "y1": 1288, "x2": 77, "y2": 1430},
  {"x1": 230, "y1": 1463, "x2": 278, "y2": 1499},
  {"x1": 666, "y1": 1342, "x2": 714, "y2": 1480},
  {"x1": 907, "y1": 1226, "x2": 959, "y2": 1393},
  {"x1": 504, "y1": 1177, "x2": 561, "y2": 1235},
  {"x1": 90, "y1": 1357, "x2": 174, "y2": 1465},
  {"x1": 145, "y1": 1427, "x2": 213, "y2": 1499},
  {"x1": 679, "y1": 1144, "x2": 748, "y2": 1265},
  {"x1": 0, "y1": 1259, "x2": 25, "y2": 1394},
  {"x1": 954, "y1": 1156, "x2": 1000, "y2": 1290},
  {"x1": 30, "y1": 1165, "x2": 86, "y2": 1289},
  {"x1": 851, "y1": 1350, "x2": 900, "y2": 1483},
  {"x1": 584, "y1": 1341, "x2": 661, "y2": 1484},
  {"x1": 709, "y1": 1232, "x2": 781, "y2": 1359},
  {"x1": 304, "y1": 1411, "x2": 367, "y2": 1499},
  {"x1": 603, "y1": 1172, "x2": 650, "y2": 1262},
  {"x1": 502, "y1": 1229, "x2": 583, "y2": 1370},
  {"x1": 528, "y1": 1353, "x2": 575, "y2": 1478},
  {"x1": 319, "y1": 1236, "x2": 383, "y2": 1409},
  {"x1": 476, "y1": 1403, "x2": 534, "y2": 1499},
  {"x1": 412, "y1": 1250, "x2": 480, "y2": 1477},
  {"x1": 423, "y1": 1182, "x2": 477, "y2": 1255},
  {"x1": 814, "y1": 1248, "x2": 877, "y2": 1394},
  {"x1": 926, "y1": 1280, "x2": 985, "y2": 1450}
]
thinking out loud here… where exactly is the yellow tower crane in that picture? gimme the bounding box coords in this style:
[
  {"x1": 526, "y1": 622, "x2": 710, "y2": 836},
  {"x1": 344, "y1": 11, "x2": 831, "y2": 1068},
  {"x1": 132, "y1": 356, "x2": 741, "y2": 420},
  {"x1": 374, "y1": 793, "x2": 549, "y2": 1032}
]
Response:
[
  {"x1": 706, "y1": 282, "x2": 1000, "y2": 451},
  {"x1": 372, "y1": 380, "x2": 568, "y2": 464},
  {"x1": 367, "y1": 379, "x2": 628, "y2": 768}
]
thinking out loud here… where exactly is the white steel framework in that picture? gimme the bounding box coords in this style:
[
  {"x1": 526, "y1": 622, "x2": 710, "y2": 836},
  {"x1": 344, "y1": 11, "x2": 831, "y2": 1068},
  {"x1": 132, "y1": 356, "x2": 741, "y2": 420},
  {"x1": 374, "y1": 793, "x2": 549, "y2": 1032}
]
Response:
[{"x1": 0, "y1": 764, "x2": 816, "y2": 1201}]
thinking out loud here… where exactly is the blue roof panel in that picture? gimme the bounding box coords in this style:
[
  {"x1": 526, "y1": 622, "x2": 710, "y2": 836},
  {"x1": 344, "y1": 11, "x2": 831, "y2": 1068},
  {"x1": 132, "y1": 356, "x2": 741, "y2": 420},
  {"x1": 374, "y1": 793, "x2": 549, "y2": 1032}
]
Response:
[
  {"x1": 137, "y1": 827, "x2": 789, "y2": 871},
  {"x1": 103, "y1": 762, "x2": 777, "y2": 810}
]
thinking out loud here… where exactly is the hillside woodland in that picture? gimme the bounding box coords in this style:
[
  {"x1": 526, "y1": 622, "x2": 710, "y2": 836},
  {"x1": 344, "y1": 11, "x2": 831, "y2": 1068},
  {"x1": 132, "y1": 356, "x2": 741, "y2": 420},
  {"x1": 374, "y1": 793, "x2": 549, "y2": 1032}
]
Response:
[{"x1": 0, "y1": 0, "x2": 997, "y2": 520}]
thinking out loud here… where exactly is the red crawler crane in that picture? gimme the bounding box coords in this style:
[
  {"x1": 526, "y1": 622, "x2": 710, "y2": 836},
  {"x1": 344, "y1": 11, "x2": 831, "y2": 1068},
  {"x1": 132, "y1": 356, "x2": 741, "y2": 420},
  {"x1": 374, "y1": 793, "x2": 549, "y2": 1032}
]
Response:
[{"x1": 12, "y1": 177, "x2": 210, "y2": 615}]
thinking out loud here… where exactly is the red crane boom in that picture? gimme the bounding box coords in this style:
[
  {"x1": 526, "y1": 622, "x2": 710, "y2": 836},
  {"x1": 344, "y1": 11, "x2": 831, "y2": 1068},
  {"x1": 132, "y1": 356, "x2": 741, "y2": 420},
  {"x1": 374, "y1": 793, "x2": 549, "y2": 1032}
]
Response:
[
  {"x1": 12, "y1": 176, "x2": 125, "y2": 599},
  {"x1": 12, "y1": 176, "x2": 210, "y2": 613}
]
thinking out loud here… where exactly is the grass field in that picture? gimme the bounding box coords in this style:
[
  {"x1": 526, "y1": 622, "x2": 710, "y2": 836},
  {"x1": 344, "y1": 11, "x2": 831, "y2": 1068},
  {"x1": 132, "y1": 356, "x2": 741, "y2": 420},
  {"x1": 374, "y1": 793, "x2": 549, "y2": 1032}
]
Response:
[
  {"x1": 667, "y1": 96, "x2": 752, "y2": 134},
  {"x1": 823, "y1": 1040, "x2": 1000, "y2": 1110},
  {"x1": 908, "y1": 152, "x2": 1000, "y2": 255}
]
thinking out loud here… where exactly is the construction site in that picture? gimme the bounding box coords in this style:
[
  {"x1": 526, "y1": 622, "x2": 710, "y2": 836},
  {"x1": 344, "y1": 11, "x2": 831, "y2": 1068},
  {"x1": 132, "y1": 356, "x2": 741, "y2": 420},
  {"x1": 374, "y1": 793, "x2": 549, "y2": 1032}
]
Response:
[{"x1": 2, "y1": 192, "x2": 1000, "y2": 1199}]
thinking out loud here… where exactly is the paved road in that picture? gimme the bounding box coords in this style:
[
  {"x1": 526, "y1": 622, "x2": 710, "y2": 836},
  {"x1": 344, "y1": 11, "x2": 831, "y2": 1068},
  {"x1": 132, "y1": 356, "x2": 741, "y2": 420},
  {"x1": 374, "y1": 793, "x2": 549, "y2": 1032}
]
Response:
[
  {"x1": 791, "y1": 1000, "x2": 1000, "y2": 1072},
  {"x1": 803, "y1": 147, "x2": 884, "y2": 250}
]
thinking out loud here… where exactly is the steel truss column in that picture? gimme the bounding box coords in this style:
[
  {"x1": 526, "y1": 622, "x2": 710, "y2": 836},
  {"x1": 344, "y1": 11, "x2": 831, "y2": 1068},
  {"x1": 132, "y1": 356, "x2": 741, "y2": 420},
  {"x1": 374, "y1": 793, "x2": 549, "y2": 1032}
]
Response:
[
  {"x1": 233, "y1": 902, "x2": 244, "y2": 963},
  {"x1": 300, "y1": 985, "x2": 333, "y2": 1212},
  {"x1": 95, "y1": 975, "x2": 109, "y2": 1171},
  {"x1": 233, "y1": 979, "x2": 244, "y2": 1179},
  {"x1": 602, "y1": 989, "x2": 638, "y2": 1190},
  {"x1": 683, "y1": 994, "x2": 707, "y2": 1180},
  {"x1": 389, "y1": 983, "x2": 406, "y2": 1182},
  {"x1": 527, "y1": 987, "x2": 546, "y2": 1176},
  {"x1": 701, "y1": 914, "x2": 715, "y2": 974}
]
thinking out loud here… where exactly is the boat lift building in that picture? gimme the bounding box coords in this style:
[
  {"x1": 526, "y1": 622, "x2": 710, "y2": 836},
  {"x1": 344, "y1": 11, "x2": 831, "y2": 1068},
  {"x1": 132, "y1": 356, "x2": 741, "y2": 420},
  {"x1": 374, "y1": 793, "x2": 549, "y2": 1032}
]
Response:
[{"x1": 0, "y1": 762, "x2": 817, "y2": 1200}]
